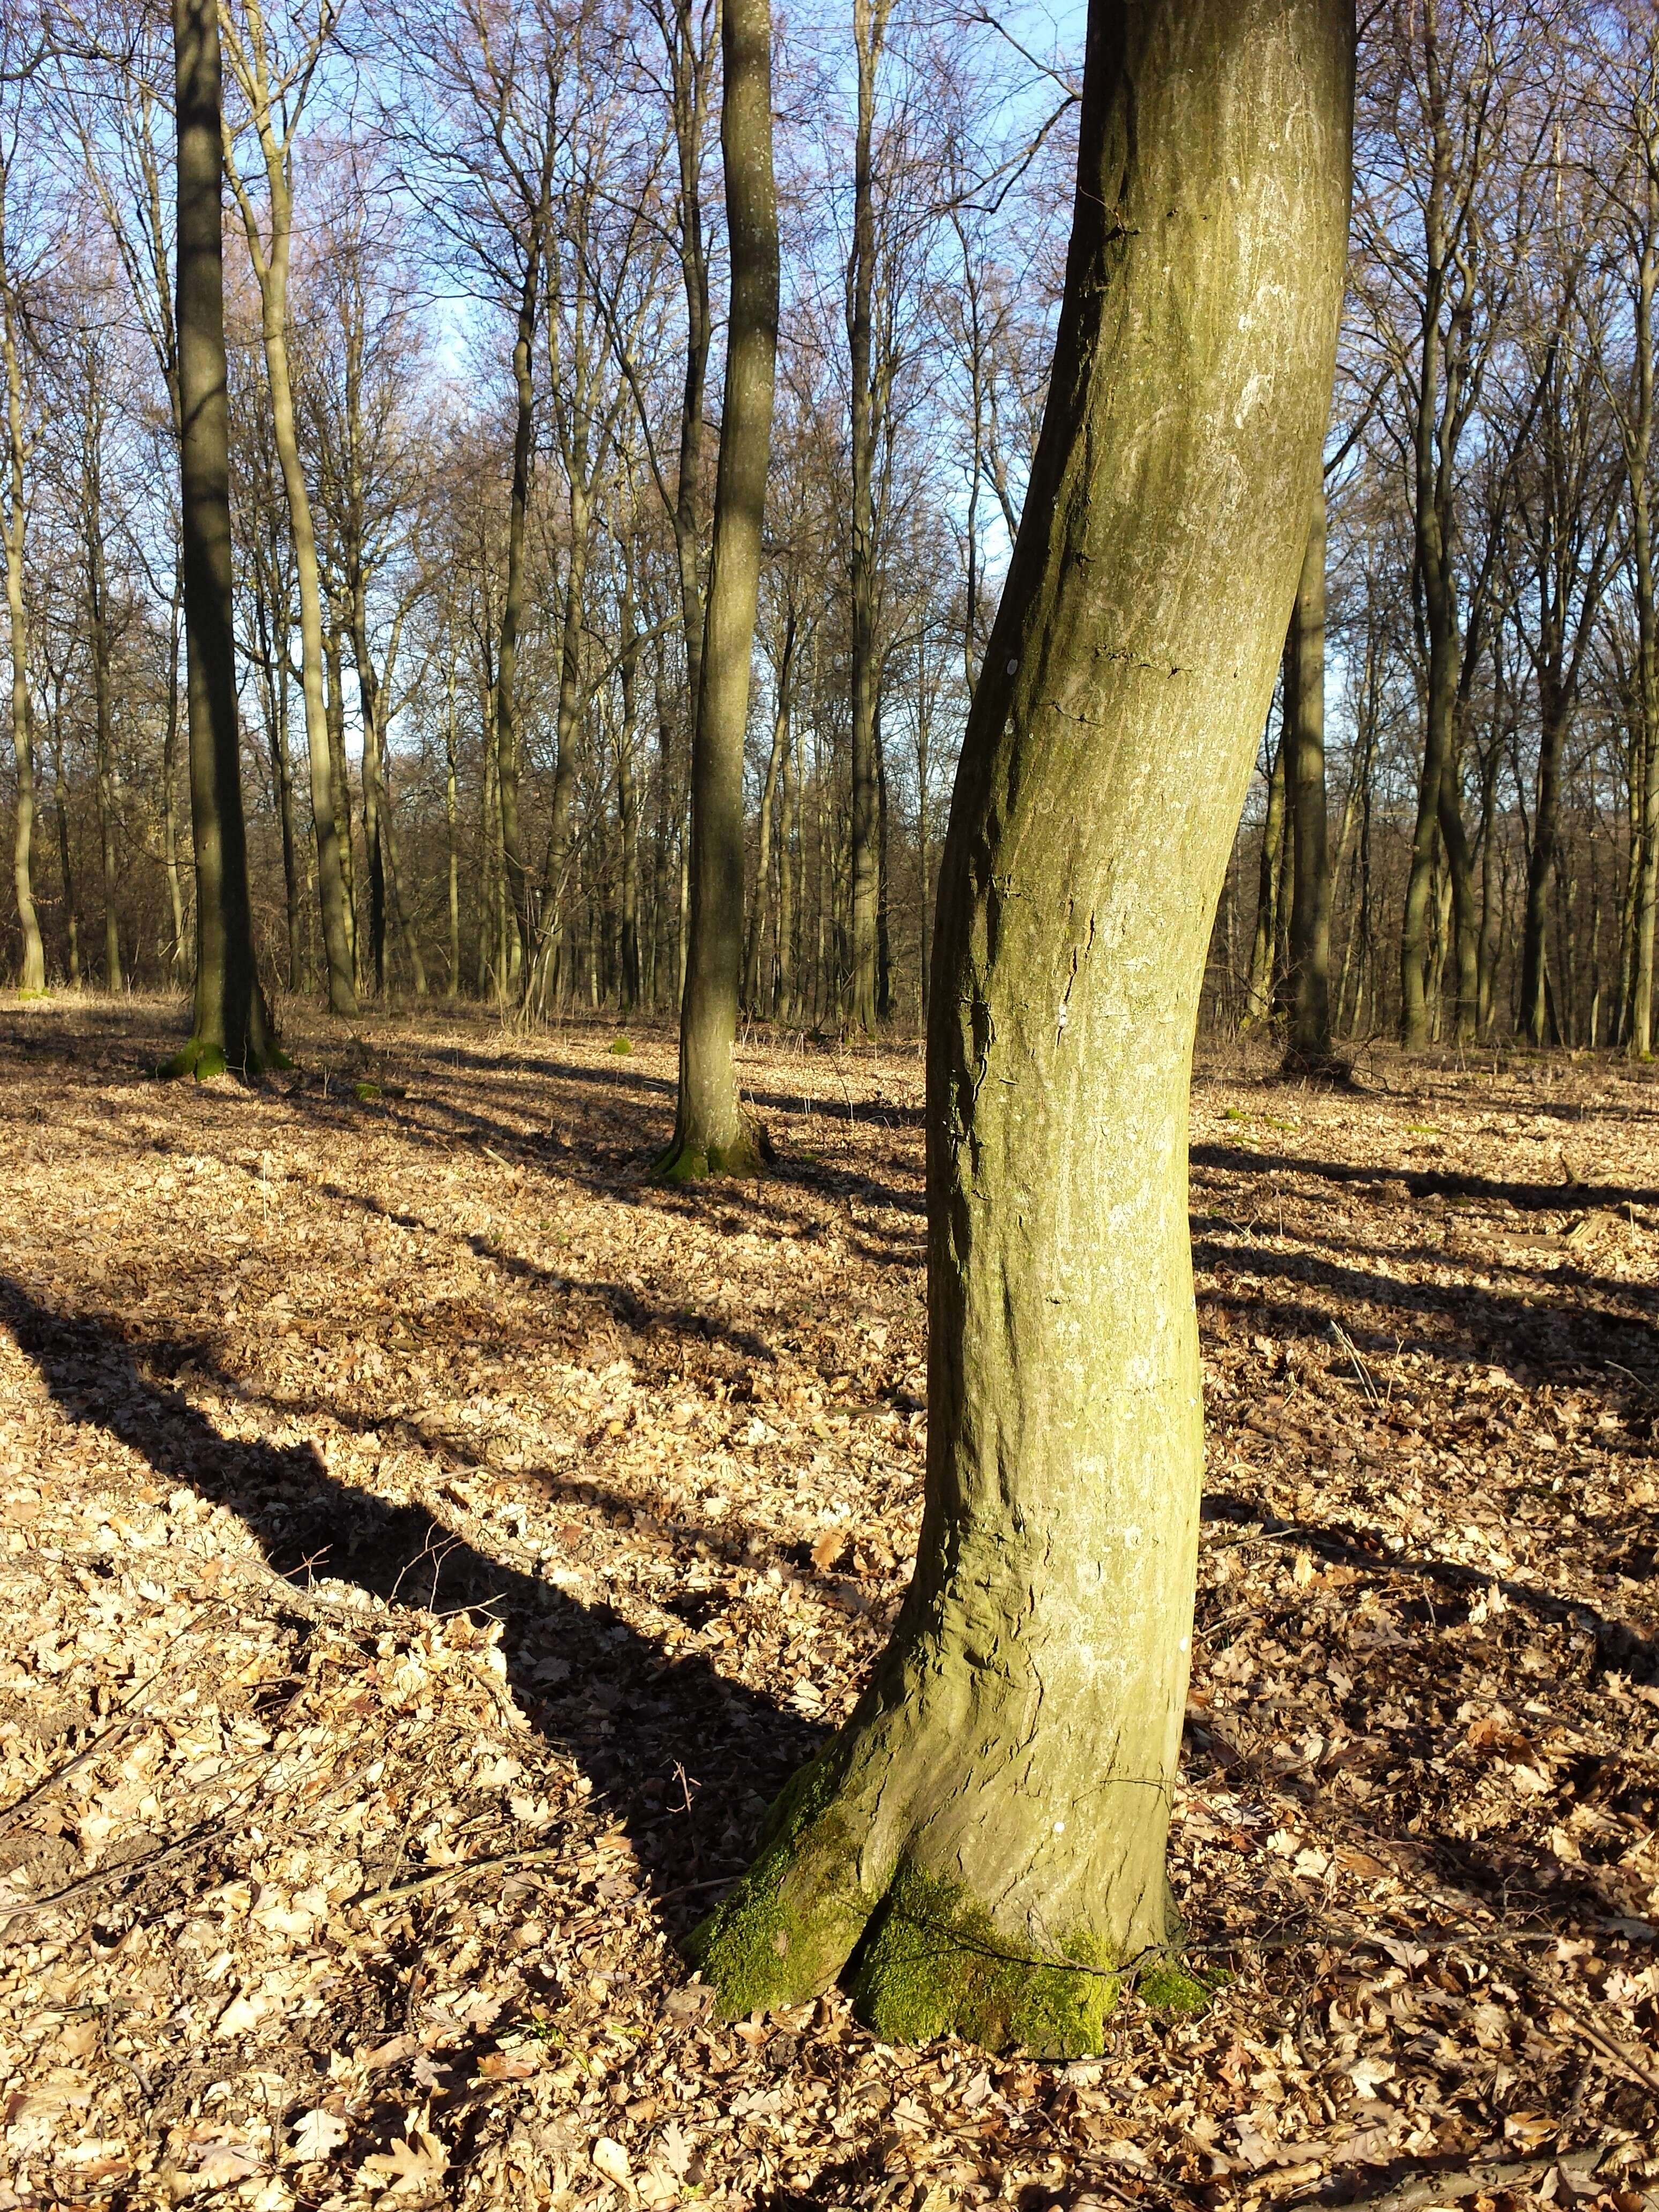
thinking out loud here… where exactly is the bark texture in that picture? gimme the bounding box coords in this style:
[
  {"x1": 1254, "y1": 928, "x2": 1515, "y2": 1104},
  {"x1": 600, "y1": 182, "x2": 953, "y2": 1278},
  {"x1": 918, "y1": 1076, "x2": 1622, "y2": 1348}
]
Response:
[
  {"x1": 165, "y1": 0, "x2": 275, "y2": 1078},
  {"x1": 693, "y1": 0, "x2": 1353, "y2": 2052},
  {"x1": 655, "y1": 0, "x2": 777, "y2": 1180}
]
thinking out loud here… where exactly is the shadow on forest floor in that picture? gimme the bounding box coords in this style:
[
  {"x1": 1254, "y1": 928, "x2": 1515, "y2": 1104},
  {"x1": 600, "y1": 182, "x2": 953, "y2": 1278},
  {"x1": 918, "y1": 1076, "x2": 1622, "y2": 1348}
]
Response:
[{"x1": 0, "y1": 1275, "x2": 826, "y2": 1924}]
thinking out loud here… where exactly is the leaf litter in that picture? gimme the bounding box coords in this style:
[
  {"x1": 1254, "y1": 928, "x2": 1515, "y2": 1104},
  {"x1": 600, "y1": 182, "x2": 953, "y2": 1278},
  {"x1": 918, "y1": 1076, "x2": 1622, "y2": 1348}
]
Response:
[{"x1": 0, "y1": 998, "x2": 1655, "y2": 2212}]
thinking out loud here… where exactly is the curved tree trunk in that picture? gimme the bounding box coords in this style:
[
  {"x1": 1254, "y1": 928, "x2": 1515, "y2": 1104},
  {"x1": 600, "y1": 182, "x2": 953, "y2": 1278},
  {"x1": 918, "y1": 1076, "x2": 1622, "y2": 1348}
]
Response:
[
  {"x1": 692, "y1": 0, "x2": 1352, "y2": 2052},
  {"x1": 655, "y1": 0, "x2": 778, "y2": 1180},
  {"x1": 165, "y1": 0, "x2": 275, "y2": 1077}
]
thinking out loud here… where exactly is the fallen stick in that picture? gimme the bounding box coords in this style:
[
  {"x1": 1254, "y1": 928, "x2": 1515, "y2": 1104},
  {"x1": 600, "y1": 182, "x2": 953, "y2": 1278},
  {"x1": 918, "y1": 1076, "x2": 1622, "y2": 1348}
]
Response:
[{"x1": 1303, "y1": 2145, "x2": 1618, "y2": 2212}]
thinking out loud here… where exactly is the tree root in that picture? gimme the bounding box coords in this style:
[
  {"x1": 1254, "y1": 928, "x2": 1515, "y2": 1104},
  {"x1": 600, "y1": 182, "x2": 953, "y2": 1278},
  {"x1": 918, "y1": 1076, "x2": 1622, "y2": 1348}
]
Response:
[
  {"x1": 649, "y1": 1109, "x2": 772, "y2": 1183},
  {"x1": 155, "y1": 1036, "x2": 292, "y2": 1083},
  {"x1": 688, "y1": 1756, "x2": 1204, "y2": 2056}
]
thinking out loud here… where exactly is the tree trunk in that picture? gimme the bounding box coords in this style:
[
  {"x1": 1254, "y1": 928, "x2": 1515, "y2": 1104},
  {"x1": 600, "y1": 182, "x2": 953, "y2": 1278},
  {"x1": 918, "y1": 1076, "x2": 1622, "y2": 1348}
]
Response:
[
  {"x1": 537, "y1": 496, "x2": 594, "y2": 1002},
  {"x1": 655, "y1": 0, "x2": 778, "y2": 1178},
  {"x1": 162, "y1": 579, "x2": 188, "y2": 989},
  {"x1": 54, "y1": 735, "x2": 79, "y2": 988},
  {"x1": 617, "y1": 585, "x2": 644, "y2": 1014},
  {"x1": 267, "y1": 601, "x2": 302, "y2": 993},
  {"x1": 1244, "y1": 729, "x2": 1286, "y2": 1024},
  {"x1": 1, "y1": 254, "x2": 42, "y2": 993},
  {"x1": 324, "y1": 621, "x2": 358, "y2": 987},
  {"x1": 164, "y1": 0, "x2": 275, "y2": 1076},
  {"x1": 1521, "y1": 675, "x2": 1567, "y2": 1049},
  {"x1": 496, "y1": 212, "x2": 548, "y2": 985},
  {"x1": 776, "y1": 705, "x2": 797, "y2": 1022},
  {"x1": 445, "y1": 662, "x2": 461, "y2": 996},
  {"x1": 692, "y1": 0, "x2": 1351, "y2": 2049},
  {"x1": 1283, "y1": 487, "x2": 1335, "y2": 1068},
  {"x1": 744, "y1": 610, "x2": 794, "y2": 1012},
  {"x1": 84, "y1": 455, "x2": 123, "y2": 993},
  {"x1": 1629, "y1": 191, "x2": 1659, "y2": 1056},
  {"x1": 845, "y1": 0, "x2": 891, "y2": 1036},
  {"x1": 232, "y1": 158, "x2": 355, "y2": 1018}
]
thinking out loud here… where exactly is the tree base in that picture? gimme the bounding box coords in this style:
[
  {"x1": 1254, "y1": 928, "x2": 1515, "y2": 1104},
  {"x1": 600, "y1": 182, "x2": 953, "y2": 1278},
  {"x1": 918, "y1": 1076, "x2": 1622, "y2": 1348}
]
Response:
[
  {"x1": 156, "y1": 1035, "x2": 293, "y2": 1082},
  {"x1": 650, "y1": 1111, "x2": 773, "y2": 1183},
  {"x1": 687, "y1": 1753, "x2": 1205, "y2": 2056},
  {"x1": 1279, "y1": 1045, "x2": 1355, "y2": 1086}
]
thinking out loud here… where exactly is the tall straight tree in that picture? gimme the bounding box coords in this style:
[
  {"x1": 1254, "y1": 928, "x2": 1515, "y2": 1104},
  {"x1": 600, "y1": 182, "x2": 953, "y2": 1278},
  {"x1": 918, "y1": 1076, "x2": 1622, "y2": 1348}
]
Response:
[
  {"x1": 0, "y1": 139, "x2": 42, "y2": 994},
  {"x1": 656, "y1": 0, "x2": 778, "y2": 1177},
  {"x1": 220, "y1": 0, "x2": 356, "y2": 1018},
  {"x1": 692, "y1": 0, "x2": 1352, "y2": 2047},
  {"x1": 163, "y1": 0, "x2": 275, "y2": 1076},
  {"x1": 1283, "y1": 485, "x2": 1335, "y2": 1067},
  {"x1": 845, "y1": 0, "x2": 894, "y2": 1035}
]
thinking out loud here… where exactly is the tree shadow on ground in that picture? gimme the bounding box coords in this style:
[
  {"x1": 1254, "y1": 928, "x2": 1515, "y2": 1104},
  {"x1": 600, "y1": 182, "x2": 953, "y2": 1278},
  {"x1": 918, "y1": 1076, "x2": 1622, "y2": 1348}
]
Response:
[
  {"x1": 1198, "y1": 1489, "x2": 1657, "y2": 1681},
  {"x1": 1192, "y1": 1139, "x2": 1659, "y2": 1218},
  {"x1": 0, "y1": 1277, "x2": 825, "y2": 1924}
]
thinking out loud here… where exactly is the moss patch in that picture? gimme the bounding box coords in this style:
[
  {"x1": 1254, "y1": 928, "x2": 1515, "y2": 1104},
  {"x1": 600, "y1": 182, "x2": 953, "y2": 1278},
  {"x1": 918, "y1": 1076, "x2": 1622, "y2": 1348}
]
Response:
[
  {"x1": 156, "y1": 1039, "x2": 227, "y2": 1081},
  {"x1": 650, "y1": 1128, "x2": 764, "y2": 1183},
  {"x1": 847, "y1": 1866, "x2": 1119, "y2": 2059},
  {"x1": 1133, "y1": 1959, "x2": 1212, "y2": 2016},
  {"x1": 686, "y1": 1752, "x2": 871, "y2": 2016}
]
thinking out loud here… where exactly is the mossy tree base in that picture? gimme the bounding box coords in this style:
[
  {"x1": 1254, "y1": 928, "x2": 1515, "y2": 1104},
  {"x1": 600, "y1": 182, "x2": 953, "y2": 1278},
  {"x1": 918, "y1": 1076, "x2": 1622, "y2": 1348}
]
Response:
[
  {"x1": 156, "y1": 1035, "x2": 291, "y2": 1082},
  {"x1": 687, "y1": 1743, "x2": 1197, "y2": 2057},
  {"x1": 650, "y1": 1112, "x2": 770, "y2": 1184}
]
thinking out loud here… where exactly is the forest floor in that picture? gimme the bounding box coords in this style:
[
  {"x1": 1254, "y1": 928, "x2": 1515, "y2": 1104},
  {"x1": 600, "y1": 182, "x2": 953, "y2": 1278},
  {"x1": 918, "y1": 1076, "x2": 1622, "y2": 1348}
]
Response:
[{"x1": 0, "y1": 997, "x2": 1656, "y2": 2212}]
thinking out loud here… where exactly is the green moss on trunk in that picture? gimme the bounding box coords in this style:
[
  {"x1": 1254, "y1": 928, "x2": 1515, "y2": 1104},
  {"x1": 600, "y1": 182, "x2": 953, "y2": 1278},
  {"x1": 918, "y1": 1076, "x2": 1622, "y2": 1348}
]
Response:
[
  {"x1": 687, "y1": 1754, "x2": 871, "y2": 2013},
  {"x1": 848, "y1": 1867, "x2": 1119, "y2": 2058}
]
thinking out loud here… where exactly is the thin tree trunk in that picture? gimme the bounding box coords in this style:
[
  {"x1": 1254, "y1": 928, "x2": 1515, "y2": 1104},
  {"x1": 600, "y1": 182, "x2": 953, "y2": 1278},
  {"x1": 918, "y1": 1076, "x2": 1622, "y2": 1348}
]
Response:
[
  {"x1": 445, "y1": 661, "x2": 461, "y2": 995},
  {"x1": 1284, "y1": 487, "x2": 1334, "y2": 1068},
  {"x1": 162, "y1": 577, "x2": 188, "y2": 986},
  {"x1": 1629, "y1": 176, "x2": 1659, "y2": 1055},
  {"x1": 84, "y1": 455, "x2": 122, "y2": 992},
  {"x1": 617, "y1": 584, "x2": 643, "y2": 1013},
  {"x1": 845, "y1": 0, "x2": 892, "y2": 1035},
  {"x1": 54, "y1": 735, "x2": 79, "y2": 989},
  {"x1": 693, "y1": 0, "x2": 1352, "y2": 2043},
  {"x1": 226, "y1": 121, "x2": 355, "y2": 1018},
  {"x1": 324, "y1": 621, "x2": 358, "y2": 984},
  {"x1": 658, "y1": 0, "x2": 778, "y2": 1177},
  {"x1": 165, "y1": 0, "x2": 274, "y2": 1075},
  {"x1": 1521, "y1": 677, "x2": 1568, "y2": 1048},
  {"x1": 776, "y1": 703, "x2": 797, "y2": 1021},
  {"x1": 744, "y1": 609, "x2": 794, "y2": 1012},
  {"x1": 0, "y1": 245, "x2": 41, "y2": 993},
  {"x1": 496, "y1": 179, "x2": 551, "y2": 983},
  {"x1": 1245, "y1": 729, "x2": 1286, "y2": 1024}
]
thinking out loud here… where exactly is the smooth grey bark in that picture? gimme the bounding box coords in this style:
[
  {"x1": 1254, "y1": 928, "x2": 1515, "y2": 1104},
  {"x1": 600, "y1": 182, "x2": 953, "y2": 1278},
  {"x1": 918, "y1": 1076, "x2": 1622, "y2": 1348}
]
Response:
[
  {"x1": 692, "y1": 0, "x2": 1352, "y2": 2051},
  {"x1": 656, "y1": 0, "x2": 778, "y2": 1178},
  {"x1": 1284, "y1": 487, "x2": 1335, "y2": 1067},
  {"x1": 164, "y1": 0, "x2": 274, "y2": 1077}
]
